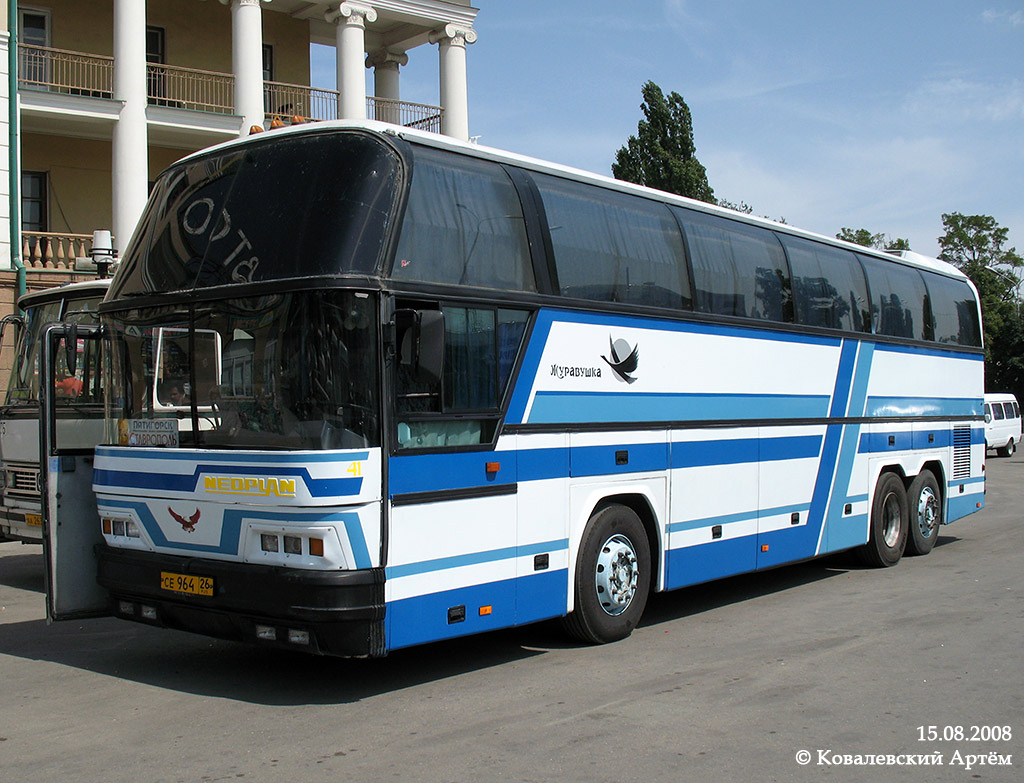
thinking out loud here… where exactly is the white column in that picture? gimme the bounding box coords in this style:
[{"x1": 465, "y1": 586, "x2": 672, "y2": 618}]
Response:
[
  {"x1": 222, "y1": 0, "x2": 266, "y2": 134},
  {"x1": 430, "y1": 24, "x2": 477, "y2": 141},
  {"x1": 366, "y1": 49, "x2": 407, "y2": 124},
  {"x1": 326, "y1": 2, "x2": 377, "y2": 120},
  {"x1": 112, "y1": 0, "x2": 149, "y2": 254}
]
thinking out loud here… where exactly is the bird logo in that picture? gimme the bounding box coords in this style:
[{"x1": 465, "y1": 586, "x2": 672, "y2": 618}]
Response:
[
  {"x1": 168, "y1": 507, "x2": 201, "y2": 533},
  {"x1": 602, "y1": 335, "x2": 639, "y2": 384}
]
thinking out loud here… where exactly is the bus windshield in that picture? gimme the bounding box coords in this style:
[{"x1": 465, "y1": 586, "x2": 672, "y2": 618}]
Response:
[
  {"x1": 5, "y1": 295, "x2": 104, "y2": 406},
  {"x1": 109, "y1": 131, "x2": 402, "y2": 297},
  {"x1": 104, "y1": 291, "x2": 379, "y2": 450}
]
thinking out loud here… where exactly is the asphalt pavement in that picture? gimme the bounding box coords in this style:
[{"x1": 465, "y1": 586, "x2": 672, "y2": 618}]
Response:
[{"x1": 1, "y1": 456, "x2": 1021, "y2": 782}]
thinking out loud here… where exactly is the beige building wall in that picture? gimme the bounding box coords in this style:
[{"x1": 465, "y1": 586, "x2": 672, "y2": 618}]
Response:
[
  {"x1": 22, "y1": 134, "x2": 112, "y2": 236},
  {"x1": 37, "y1": 1, "x2": 309, "y2": 85}
]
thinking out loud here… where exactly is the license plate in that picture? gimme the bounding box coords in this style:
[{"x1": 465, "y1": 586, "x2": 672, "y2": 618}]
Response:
[
  {"x1": 160, "y1": 571, "x2": 214, "y2": 597},
  {"x1": 25, "y1": 513, "x2": 42, "y2": 528}
]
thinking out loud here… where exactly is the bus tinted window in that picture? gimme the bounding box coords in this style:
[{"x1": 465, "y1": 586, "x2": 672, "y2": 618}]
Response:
[
  {"x1": 396, "y1": 305, "x2": 528, "y2": 449},
  {"x1": 676, "y1": 209, "x2": 792, "y2": 322},
  {"x1": 780, "y1": 235, "x2": 870, "y2": 332},
  {"x1": 993, "y1": 403, "x2": 1005, "y2": 420},
  {"x1": 858, "y1": 255, "x2": 929, "y2": 340},
  {"x1": 924, "y1": 272, "x2": 982, "y2": 347},
  {"x1": 393, "y1": 148, "x2": 535, "y2": 291},
  {"x1": 111, "y1": 132, "x2": 400, "y2": 297},
  {"x1": 534, "y1": 174, "x2": 691, "y2": 309}
]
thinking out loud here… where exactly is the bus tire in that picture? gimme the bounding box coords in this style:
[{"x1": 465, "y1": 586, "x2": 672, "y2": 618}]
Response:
[
  {"x1": 563, "y1": 504, "x2": 650, "y2": 644},
  {"x1": 905, "y1": 469, "x2": 941, "y2": 556},
  {"x1": 857, "y1": 472, "x2": 908, "y2": 568},
  {"x1": 996, "y1": 438, "x2": 1014, "y2": 457}
]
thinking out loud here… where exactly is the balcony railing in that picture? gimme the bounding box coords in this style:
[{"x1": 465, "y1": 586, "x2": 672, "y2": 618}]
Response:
[
  {"x1": 17, "y1": 43, "x2": 113, "y2": 97},
  {"x1": 148, "y1": 62, "x2": 234, "y2": 114},
  {"x1": 19, "y1": 45, "x2": 445, "y2": 133},
  {"x1": 22, "y1": 232, "x2": 98, "y2": 271},
  {"x1": 367, "y1": 96, "x2": 443, "y2": 133},
  {"x1": 265, "y1": 80, "x2": 444, "y2": 133}
]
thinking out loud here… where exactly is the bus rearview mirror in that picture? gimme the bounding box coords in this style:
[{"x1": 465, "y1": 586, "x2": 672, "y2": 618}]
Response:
[{"x1": 64, "y1": 323, "x2": 79, "y2": 378}]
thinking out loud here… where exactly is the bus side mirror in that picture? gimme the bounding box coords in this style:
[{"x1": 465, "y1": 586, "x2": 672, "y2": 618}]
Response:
[
  {"x1": 985, "y1": 413, "x2": 992, "y2": 424},
  {"x1": 395, "y1": 309, "x2": 444, "y2": 386},
  {"x1": 64, "y1": 323, "x2": 79, "y2": 377},
  {"x1": 0, "y1": 313, "x2": 24, "y2": 351}
]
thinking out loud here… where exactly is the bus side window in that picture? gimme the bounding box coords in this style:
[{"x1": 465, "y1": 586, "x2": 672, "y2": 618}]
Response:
[
  {"x1": 675, "y1": 208, "x2": 792, "y2": 323},
  {"x1": 392, "y1": 148, "x2": 535, "y2": 293},
  {"x1": 534, "y1": 174, "x2": 691, "y2": 310},
  {"x1": 395, "y1": 305, "x2": 528, "y2": 449}
]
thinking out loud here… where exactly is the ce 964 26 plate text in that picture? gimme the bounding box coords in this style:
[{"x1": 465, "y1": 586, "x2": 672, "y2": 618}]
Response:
[{"x1": 159, "y1": 571, "x2": 213, "y2": 597}]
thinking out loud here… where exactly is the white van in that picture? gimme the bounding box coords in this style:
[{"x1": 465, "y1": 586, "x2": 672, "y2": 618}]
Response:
[{"x1": 984, "y1": 393, "x2": 1022, "y2": 457}]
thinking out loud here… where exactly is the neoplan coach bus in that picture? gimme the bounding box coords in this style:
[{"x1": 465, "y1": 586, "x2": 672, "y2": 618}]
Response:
[{"x1": 39, "y1": 120, "x2": 985, "y2": 656}]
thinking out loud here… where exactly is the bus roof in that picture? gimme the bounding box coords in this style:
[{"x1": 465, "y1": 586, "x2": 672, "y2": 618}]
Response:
[
  {"x1": 174, "y1": 119, "x2": 969, "y2": 283},
  {"x1": 17, "y1": 278, "x2": 111, "y2": 309}
]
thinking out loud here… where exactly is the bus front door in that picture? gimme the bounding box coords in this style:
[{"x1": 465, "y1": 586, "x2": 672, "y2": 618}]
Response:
[{"x1": 39, "y1": 324, "x2": 110, "y2": 621}]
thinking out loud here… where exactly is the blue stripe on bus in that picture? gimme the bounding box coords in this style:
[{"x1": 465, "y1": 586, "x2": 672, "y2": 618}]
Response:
[
  {"x1": 667, "y1": 502, "x2": 812, "y2": 534},
  {"x1": 391, "y1": 434, "x2": 823, "y2": 497},
  {"x1": 94, "y1": 464, "x2": 363, "y2": 497},
  {"x1": 570, "y1": 442, "x2": 669, "y2": 476},
  {"x1": 95, "y1": 446, "x2": 369, "y2": 463},
  {"x1": 528, "y1": 391, "x2": 831, "y2": 425},
  {"x1": 670, "y1": 435, "x2": 821, "y2": 469},
  {"x1": 666, "y1": 534, "x2": 756, "y2": 589},
  {"x1": 947, "y1": 492, "x2": 984, "y2": 522},
  {"x1": 389, "y1": 451, "x2": 518, "y2": 495},
  {"x1": 772, "y1": 338, "x2": 857, "y2": 565},
  {"x1": 386, "y1": 538, "x2": 568, "y2": 579},
  {"x1": 386, "y1": 568, "x2": 568, "y2": 651},
  {"x1": 821, "y1": 341, "x2": 874, "y2": 553}
]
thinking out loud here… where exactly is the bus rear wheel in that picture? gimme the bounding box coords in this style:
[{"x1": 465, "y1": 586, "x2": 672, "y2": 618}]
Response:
[
  {"x1": 996, "y1": 438, "x2": 1015, "y2": 457},
  {"x1": 905, "y1": 469, "x2": 941, "y2": 556},
  {"x1": 857, "y1": 472, "x2": 908, "y2": 568},
  {"x1": 563, "y1": 504, "x2": 651, "y2": 644}
]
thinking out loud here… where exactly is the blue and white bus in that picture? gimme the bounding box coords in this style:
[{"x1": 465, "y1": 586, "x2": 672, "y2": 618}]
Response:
[{"x1": 41, "y1": 120, "x2": 985, "y2": 655}]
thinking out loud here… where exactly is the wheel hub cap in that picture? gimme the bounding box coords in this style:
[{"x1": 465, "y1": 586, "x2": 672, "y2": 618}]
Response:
[
  {"x1": 916, "y1": 487, "x2": 939, "y2": 538},
  {"x1": 596, "y1": 534, "x2": 639, "y2": 616}
]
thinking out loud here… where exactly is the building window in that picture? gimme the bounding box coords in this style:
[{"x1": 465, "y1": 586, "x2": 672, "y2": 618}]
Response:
[
  {"x1": 19, "y1": 9, "x2": 50, "y2": 84},
  {"x1": 146, "y1": 25, "x2": 167, "y2": 102},
  {"x1": 262, "y1": 44, "x2": 276, "y2": 115},
  {"x1": 22, "y1": 171, "x2": 48, "y2": 261}
]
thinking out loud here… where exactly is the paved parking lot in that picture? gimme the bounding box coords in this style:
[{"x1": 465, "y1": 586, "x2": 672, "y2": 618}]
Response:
[{"x1": 1, "y1": 457, "x2": 1021, "y2": 782}]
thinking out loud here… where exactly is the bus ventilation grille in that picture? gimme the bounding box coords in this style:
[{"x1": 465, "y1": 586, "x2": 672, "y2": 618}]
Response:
[{"x1": 952, "y1": 426, "x2": 972, "y2": 480}]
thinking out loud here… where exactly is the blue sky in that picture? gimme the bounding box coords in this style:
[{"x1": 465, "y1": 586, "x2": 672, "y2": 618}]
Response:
[{"x1": 314, "y1": 1, "x2": 1024, "y2": 258}]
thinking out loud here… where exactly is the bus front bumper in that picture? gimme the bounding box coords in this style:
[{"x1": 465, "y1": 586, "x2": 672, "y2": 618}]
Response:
[{"x1": 96, "y1": 545, "x2": 386, "y2": 657}]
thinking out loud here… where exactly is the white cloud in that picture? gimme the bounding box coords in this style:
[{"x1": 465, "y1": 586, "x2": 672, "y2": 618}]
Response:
[
  {"x1": 982, "y1": 9, "x2": 1024, "y2": 27},
  {"x1": 903, "y1": 77, "x2": 1024, "y2": 124}
]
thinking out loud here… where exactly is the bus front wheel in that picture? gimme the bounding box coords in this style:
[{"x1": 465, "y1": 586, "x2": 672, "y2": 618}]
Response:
[
  {"x1": 857, "y1": 472, "x2": 909, "y2": 567},
  {"x1": 563, "y1": 504, "x2": 651, "y2": 644}
]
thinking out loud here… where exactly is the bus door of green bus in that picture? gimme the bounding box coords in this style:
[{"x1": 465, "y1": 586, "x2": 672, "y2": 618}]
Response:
[{"x1": 39, "y1": 323, "x2": 110, "y2": 621}]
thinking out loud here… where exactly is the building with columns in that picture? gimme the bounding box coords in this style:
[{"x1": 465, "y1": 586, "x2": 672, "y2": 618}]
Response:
[{"x1": 0, "y1": 0, "x2": 477, "y2": 389}]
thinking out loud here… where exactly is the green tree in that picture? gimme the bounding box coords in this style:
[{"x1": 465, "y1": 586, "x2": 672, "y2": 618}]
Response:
[
  {"x1": 937, "y1": 212, "x2": 1024, "y2": 393},
  {"x1": 613, "y1": 81, "x2": 714, "y2": 203},
  {"x1": 836, "y1": 227, "x2": 910, "y2": 251}
]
